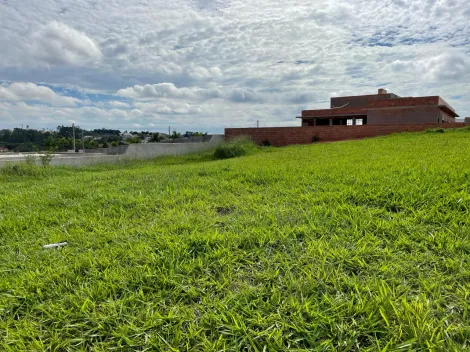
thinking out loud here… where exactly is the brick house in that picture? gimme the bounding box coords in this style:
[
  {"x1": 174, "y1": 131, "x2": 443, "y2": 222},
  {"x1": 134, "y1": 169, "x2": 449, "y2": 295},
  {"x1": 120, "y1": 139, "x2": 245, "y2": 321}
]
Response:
[{"x1": 299, "y1": 89, "x2": 459, "y2": 126}]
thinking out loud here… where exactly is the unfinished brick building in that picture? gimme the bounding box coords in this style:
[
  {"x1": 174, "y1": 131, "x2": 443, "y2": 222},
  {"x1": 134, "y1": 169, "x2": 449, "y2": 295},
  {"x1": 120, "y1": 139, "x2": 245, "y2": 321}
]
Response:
[
  {"x1": 225, "y1": 89, "x2": 466, "y2": 146},
  {"x1": 299, "y1": 89, "x2": 459, "y2": 126}
]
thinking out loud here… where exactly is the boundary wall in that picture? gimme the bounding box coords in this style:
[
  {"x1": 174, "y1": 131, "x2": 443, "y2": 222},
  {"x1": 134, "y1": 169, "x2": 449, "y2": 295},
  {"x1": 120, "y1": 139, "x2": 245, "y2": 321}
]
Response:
[
  {"x1": 0, "y1": 137, "x2": 224, "y2": 168},
  {"x1": 225, "y1": 123, "x2": 468, "y2": 146},
  {"x1": 124, "y1": 142, "x2": 218, "y2": 159}
]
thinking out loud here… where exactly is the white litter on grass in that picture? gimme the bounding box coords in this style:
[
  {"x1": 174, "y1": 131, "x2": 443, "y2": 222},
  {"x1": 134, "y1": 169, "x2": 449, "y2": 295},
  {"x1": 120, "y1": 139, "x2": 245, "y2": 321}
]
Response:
[{"x1": 43, "y1": 241, "x2": 68, "y2": 249}]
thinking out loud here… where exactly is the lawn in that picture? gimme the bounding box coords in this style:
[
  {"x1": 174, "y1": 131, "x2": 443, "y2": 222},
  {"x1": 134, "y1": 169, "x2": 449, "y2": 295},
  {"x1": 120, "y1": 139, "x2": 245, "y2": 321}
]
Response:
[{"x1": 1, "y1": 129, "x2": 470, "y2": 351}]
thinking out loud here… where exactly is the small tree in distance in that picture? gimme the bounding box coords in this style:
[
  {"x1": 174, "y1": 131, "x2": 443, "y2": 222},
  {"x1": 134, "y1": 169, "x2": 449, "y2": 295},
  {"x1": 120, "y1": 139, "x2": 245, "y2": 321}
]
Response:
[
  {"x1": 150, "y1": 133, "x2": 164, "y2": 142},
  {"x1": 170, "y1": 131, "x2": 182, "y2": 139},
  {"x1": 128, "y1": 136, "x2": 142, "y2": 144}
]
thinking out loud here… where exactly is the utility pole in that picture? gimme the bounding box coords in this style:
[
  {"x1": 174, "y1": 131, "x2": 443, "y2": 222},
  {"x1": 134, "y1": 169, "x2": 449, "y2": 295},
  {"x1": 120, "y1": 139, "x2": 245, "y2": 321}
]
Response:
[
  {"x1": 82, "y1": 130, "x2": 85, "y2": 151},
  {"x1": 72, "y1": 123, "x2": 76, "y2": 152},
  {"x1": 168, "y1": 126, "x2": 170, "y2": 136},
  {"x1": 256, "y1": 120, "x2": 259, "y2": 128}
]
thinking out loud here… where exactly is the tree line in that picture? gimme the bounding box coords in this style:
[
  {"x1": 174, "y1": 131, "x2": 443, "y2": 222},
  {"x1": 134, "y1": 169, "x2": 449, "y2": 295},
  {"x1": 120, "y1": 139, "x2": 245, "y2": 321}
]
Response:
[
  {"x1": 0, "y1": 126, "x2": 121, "y2": 152},
  {"x1": 0, "y1": 126, "x2": 209, "y2": 152}
]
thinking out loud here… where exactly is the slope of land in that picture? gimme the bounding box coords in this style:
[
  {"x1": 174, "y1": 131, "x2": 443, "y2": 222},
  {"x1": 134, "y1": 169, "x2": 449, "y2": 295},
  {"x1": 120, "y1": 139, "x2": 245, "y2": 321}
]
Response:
[{"x1": 1, "y1": 129, "x2": 470, "y2": 351}]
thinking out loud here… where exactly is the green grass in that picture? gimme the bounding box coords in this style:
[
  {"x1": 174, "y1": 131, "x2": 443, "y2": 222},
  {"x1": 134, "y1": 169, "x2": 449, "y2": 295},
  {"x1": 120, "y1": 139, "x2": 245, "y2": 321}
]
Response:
[{"x1": 1, "y1": 129, "x2": 470, "y2": 351}]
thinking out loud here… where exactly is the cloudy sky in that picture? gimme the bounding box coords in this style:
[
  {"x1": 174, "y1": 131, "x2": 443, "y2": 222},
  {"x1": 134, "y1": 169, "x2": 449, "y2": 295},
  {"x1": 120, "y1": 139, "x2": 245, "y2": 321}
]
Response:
[{"x1": 0, "y1": 0, "x2": 469, "y2": 133}]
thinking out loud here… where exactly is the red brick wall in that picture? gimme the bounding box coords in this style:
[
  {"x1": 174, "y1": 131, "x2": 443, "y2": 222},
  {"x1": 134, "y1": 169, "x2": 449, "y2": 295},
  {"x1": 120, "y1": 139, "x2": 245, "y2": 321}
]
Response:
[
  {"x1": 367, "y1": 96, "x2": 439, "y2": 108},
  {"x1": 225, "y1": 123, "x2": 467, "y2": 147},
  {"x1": 330, "y1": 93, "x2": 397, "y2": 108},
  {"x1": 367, "y1": 106, "x2": 441, "y2": 124},
  {"x1": 440, "y1": 110, "x2": 456, "y2": 123}
]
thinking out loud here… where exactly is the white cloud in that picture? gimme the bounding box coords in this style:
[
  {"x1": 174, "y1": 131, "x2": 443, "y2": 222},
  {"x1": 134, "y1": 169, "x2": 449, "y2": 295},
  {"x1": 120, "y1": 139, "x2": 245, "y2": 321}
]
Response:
[
  {"x1": 116, "y1": 83, "x2": 203, "y2": 100},
  {"x1": 187, "y1": 66, "x2": 223, "y2": 80},
  {"x1": 30, "y1": 22, "x2": 102, "y2": 67},
  {"x1": 108, "y1": 101, "x2": 131, "y2": 108},
  {"x1": 391, "y1": 52, "x2": 470, "y2": 82},
  {"x1": 116, "y1": 82, "x2": 325, "y2": 105},
  {"x1": 116, "y1": 83, "x2": 261, "y2": 103},
  {"x1": 134, "y1": 101, "x2": 202, "y2": 114},
  {"x1": 116, "y1": 83, "x2": 268, "y2": 103},
  {"x1": 0, "y1": 0, "x2": 469, "y2": 130},
  {"x1": 422, "y1": 53, "x2": 470, "y2": 81},
  {"x1": 0, "y1": 82, "x2": 80, "y2": 106}
]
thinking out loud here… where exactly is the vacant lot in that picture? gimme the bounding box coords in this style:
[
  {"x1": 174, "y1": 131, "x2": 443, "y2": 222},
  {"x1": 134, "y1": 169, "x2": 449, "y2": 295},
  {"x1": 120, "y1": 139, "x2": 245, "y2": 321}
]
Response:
[{"x1": 1, "y1": 129, "x2": 469, "y2": 351}]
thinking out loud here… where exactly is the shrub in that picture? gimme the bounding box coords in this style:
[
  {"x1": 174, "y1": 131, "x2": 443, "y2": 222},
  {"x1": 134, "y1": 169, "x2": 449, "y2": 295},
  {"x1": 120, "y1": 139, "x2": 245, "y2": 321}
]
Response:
[
  {"x1": 39, "y1": 150, "x2": 55, "y2": 167},
  {"x1": 214, "y1": 137, "x2": 256, "y2": 159},
  {"x1": 426, "y1": 128, "x2": 445, "y2": 133},
  {"x1": 312, "y1": 135, "x2": 320, "y2": 142},
  {"x1": 128, "y1": 137, "x2": 142, "y2": 144},
  {"x1": 24, "y1": 154, "x2": 37, "y2": 166},
  {"x1": 262, "y1": 140, "x2": 271, "y2": 147}
]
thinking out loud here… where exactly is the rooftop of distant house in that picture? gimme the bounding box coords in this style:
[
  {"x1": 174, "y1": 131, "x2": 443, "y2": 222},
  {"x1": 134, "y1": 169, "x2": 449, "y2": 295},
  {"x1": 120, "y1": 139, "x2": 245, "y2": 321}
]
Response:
[{"x1": 298, "y1": 89, "x2": 459, "y2": 126}]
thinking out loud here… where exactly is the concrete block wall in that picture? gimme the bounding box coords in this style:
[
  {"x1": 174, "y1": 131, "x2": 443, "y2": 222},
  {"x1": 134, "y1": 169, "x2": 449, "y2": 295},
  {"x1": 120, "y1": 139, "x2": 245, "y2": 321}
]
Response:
[
  {"x1": 123, "y1": 141, "x2": 220, "y2": 159},
  {"x1": 84, "y1": 148, "x2": 108, "y2": 154},
  {"x1": 49, "y1": 155, "x2": 120, "y2": 166},
  {"x1": 0, "y1": 138, "x2": 225, "y2": 168},
  {"x1": 225, "y1": 123, "x2": 467, "y2": 147},
  {"x1": 106, "y1": 145, "x2": 129, "y2": 155}
]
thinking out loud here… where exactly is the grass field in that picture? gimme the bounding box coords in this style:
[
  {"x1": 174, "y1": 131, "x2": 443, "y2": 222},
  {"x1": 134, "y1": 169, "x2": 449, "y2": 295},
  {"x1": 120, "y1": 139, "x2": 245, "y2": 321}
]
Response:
[{"x1": 1, "y1": 129, "x2": 470, "y2": 351}]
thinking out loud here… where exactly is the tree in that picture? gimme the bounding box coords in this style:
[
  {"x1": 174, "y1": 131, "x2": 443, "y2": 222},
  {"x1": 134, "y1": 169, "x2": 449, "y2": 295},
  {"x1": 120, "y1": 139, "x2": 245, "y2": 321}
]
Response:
[
  {"x1": 170, "y1": 131, "x2": 182, "y2": 139},
  {"x1": 184, "y1": 131, "x2": 207, "y2": 137},
  {"x1": 57, "y1": 125, "x2": 83, "y2": 138},
  {"x1": 128, "y1": 136, "x2": 142, "y2": 144},
  {"x1": 92, "y1": 128, "x2": 121, "y2": 136},
  {"x1": 150, "y1": 133, "x2": 164, "y2": 142}
]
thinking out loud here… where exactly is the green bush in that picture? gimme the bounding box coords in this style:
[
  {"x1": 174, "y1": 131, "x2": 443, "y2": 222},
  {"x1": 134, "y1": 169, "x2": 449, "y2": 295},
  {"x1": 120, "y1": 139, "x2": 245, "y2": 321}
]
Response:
[
  {"x1": 24, "y1": 154, "x2": 37, "y2": 166},
  {"x1": 214, "y1": 137, "x2": 256, "y2": 159},
  {"x1": 312, "y1": 135, "x2": 320, "y2": 142},
  {"x1": 128, "y1": 137, "x2": 142, "y2": 144},
  {"x1": 39, "y1": 150, "x2": 55, "y2": 167},
  {"x1": 426, "y1": 128, "x2": 445, "y2": 133},
  {"x1": 262, "y1": 140, "x2": 271, "y2": 147}
]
